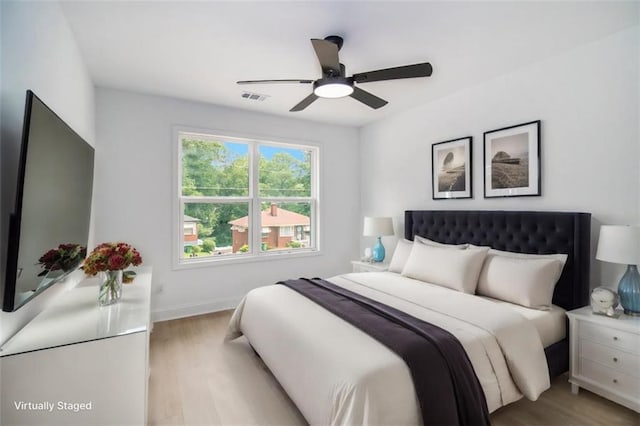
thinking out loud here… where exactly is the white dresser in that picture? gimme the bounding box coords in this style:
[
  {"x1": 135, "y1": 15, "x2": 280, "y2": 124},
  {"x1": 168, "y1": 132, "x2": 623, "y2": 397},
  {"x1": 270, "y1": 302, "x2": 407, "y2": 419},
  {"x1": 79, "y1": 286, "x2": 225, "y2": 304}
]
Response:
[
  {"x1": 0, "y1": 267, "x2": 152, "y2": 425},
  {"x1": 567, "y1": 306, "x2": 640, "y2": 412}
]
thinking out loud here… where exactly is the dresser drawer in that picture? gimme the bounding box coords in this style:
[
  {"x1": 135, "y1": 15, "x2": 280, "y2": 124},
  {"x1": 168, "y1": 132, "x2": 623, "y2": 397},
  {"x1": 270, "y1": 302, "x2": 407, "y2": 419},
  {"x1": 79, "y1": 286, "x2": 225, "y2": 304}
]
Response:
[
  {"x1": 580, "y1": 321, "x2": 640, "y2": 354},
  {"x1": 580, "y1": 339, "x2": 640, "y2": 378},
  {"x1": 579, "y1": 358, "x2": 640, "y2": 397}
]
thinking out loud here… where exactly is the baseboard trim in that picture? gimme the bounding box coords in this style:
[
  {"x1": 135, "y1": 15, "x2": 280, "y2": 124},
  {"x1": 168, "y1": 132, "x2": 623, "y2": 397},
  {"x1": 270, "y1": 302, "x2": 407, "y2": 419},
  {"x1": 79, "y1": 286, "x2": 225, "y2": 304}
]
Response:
[{"x1": 152, "y1": 297, "x2": 241, "y2": 323}]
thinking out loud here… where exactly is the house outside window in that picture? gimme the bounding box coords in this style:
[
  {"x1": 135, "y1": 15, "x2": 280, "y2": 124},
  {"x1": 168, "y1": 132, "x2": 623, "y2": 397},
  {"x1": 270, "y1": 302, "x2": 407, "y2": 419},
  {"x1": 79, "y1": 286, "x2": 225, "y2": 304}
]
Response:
[
  {"x1": 176, "y1": 130, "x2": 319, "y2": 265},
  {"x1": 183, "y1": 215, "x2": 199, "y2": 239}
]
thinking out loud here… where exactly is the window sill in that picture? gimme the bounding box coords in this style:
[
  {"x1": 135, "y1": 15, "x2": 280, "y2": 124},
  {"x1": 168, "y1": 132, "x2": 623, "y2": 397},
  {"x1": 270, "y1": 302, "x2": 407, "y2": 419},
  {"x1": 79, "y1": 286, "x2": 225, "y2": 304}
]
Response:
[{"x1": 172, "y1": 249, "x2": 322, "y2": 270}]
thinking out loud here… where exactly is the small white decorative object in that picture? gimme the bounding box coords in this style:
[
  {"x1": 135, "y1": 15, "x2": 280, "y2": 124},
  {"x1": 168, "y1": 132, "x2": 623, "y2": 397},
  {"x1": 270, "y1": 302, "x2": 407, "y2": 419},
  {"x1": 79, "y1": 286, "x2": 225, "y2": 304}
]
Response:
[
  {"x1": 363, "y1": 247, "x2": 372, "y2": 263},
  {"x1": 590, "y1": 286, "x2": 620, "y2": 317}
]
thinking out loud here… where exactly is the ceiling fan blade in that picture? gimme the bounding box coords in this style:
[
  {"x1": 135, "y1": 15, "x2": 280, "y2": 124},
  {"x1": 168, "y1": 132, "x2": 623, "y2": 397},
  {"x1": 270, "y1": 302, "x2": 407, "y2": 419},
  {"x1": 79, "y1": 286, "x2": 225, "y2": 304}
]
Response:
[
  {"x1": 352, "y1": 62, "x2": 433, "y2": 83},
  {"x1": 311, "y1": 39, "x2": 340, "y2": 76},
  {"x1": 290, "y1": 93, "x2": 319, "y2": 112},
  {"x1": 237, "y1": 79, "x2": 314, "y2": 85},
  {"x1": 349, "y1": 87, "x2": 388, "y2": 109}
]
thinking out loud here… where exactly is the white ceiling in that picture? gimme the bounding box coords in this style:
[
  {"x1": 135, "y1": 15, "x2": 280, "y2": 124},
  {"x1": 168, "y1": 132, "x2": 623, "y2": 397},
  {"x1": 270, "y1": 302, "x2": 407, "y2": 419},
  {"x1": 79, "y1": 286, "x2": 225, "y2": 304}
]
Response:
[{"x1": 59, "y1": 1, "x2": 638, "y2": 127}]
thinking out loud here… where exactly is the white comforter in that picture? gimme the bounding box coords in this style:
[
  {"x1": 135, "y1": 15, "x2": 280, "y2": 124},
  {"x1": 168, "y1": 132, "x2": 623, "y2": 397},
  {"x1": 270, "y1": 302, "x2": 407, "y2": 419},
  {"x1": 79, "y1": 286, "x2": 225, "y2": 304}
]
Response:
[{"x1": 226, "y1": 272, "x2": 550, "y2": 425}]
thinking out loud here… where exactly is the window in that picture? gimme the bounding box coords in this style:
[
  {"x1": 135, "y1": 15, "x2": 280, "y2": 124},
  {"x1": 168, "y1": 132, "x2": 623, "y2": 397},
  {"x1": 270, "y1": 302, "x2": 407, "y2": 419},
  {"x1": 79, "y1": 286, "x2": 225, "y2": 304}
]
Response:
[
  {"x1": 176, "y1": 130, "x2": 319, "y2": 265},
  {"x1": 279, "y1": 226, "x2": 294, "y2": 237}
]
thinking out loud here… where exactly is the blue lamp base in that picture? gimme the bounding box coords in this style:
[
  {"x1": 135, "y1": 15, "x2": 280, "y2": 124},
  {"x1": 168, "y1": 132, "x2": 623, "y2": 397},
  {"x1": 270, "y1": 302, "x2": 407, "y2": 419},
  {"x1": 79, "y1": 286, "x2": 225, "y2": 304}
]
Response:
[
  {"x1": 371, "y1": 236, "x2": 385, "y2": 262},
  {"x1": 618, "y1": 264, "x2": 640, "y2": 316}
]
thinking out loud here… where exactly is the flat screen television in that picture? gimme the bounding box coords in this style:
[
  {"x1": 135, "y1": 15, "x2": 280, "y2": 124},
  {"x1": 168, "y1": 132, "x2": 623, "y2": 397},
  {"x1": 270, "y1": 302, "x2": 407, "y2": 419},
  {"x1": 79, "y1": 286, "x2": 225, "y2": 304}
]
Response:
[{"x1": 3, "y1": 90, "x2": 94, "y2": 312}]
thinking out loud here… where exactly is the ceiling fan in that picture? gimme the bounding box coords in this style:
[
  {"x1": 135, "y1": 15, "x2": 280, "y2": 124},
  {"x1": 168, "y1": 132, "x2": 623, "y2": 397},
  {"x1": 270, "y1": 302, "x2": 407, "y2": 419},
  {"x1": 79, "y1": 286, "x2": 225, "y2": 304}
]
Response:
[{"x1": 237, "y1": 35, "x2": 433, "y2": 112}]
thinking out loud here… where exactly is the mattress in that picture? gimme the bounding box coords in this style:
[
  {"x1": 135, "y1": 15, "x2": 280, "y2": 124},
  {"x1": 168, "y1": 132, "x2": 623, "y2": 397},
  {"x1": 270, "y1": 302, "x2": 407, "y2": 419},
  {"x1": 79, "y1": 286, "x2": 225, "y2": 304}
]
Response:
[{"x1": 479, "y1": 296, "x2": 567, "y2": 347}]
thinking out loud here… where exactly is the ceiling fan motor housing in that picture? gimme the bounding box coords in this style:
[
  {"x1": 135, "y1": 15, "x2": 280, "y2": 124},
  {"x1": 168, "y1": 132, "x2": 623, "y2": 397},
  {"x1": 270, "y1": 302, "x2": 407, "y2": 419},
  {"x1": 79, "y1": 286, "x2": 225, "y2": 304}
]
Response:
[{"x1": 324, "y1": 35, "x2": 344, "y2": 51}]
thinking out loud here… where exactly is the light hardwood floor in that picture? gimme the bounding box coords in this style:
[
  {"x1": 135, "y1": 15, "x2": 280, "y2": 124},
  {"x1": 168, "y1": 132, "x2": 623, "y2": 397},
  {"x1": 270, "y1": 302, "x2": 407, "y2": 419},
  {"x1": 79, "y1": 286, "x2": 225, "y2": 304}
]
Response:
[{"x1": 149, "y1": 311, "x2": 639, "y2": 426}]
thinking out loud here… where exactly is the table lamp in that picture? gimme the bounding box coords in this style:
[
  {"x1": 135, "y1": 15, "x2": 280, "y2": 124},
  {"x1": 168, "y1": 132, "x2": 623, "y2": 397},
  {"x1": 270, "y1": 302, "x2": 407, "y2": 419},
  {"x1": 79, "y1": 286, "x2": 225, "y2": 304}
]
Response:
[
  {"x1": 596, "y1": 225, "x2": 640, "y2": 316},
  {"x1": 363, "y1": 217, "x2": 394, "y2": 262}
]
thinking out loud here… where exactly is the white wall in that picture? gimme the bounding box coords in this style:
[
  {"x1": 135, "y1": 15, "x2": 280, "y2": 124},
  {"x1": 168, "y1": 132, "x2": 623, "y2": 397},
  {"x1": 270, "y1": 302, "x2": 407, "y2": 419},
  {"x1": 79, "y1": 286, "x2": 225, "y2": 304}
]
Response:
[
  {"x1": 360, "y1": 26, "x2": 640, "y2": 289},
  {"x1": 94, "y1": 89, "x2": 360, "y2": 321},
  {"x1": 0, "y1": 1, "x2": 95, "y2": 344}
]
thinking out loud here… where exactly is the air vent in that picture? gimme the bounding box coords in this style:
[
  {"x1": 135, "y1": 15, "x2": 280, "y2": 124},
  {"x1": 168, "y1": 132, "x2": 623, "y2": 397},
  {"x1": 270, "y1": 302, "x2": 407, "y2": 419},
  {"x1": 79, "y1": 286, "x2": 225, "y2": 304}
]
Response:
[{"x1": 241, "y1": 91, "x2": 270, "y2": 101}]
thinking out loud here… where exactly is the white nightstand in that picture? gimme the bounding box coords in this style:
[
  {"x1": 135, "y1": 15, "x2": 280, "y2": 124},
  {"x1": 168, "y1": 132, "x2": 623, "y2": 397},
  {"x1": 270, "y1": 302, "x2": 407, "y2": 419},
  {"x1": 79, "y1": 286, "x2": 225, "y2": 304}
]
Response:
[
  {"x1": 351, "y1": 260, "x2": 389, "y2": 273},
  {"x1": 567, "y1": 306, "x2": 640, "y2": 412}
]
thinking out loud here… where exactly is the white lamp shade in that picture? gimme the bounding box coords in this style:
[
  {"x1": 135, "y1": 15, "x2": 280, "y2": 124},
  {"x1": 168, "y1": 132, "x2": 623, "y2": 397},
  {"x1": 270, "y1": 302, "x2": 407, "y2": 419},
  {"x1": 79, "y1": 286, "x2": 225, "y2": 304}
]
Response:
[
  {"x1": 363, "y1": 217, "x2": 394, "y2": 237},
  {"x1": 596, "y1": 225, "x2": 640, "y2": 265}
]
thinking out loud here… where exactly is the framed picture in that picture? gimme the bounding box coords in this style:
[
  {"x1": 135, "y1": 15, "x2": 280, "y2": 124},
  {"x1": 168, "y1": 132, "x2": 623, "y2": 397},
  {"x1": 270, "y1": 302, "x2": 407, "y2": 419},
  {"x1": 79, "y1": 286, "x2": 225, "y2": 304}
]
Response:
[
  {"x1": 432, "y1": 136, "x2": 472, "y2": 200},
  {"x1": 484, "y1": 120, "x2": 540, "y2": 198}
]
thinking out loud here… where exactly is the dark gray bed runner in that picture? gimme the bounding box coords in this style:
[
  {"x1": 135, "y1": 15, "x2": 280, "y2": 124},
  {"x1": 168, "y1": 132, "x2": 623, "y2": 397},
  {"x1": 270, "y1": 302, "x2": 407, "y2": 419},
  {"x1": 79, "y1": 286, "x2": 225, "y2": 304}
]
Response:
[{"x1": 278, "y1": 277, "x2": 490, "y2": 426}]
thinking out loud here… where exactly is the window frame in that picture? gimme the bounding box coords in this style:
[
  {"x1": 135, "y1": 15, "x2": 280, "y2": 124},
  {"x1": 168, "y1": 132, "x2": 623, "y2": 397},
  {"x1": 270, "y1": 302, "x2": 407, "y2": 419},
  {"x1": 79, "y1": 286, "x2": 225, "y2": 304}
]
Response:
[{"x1": 173, "y1": 127, "x2": 321, "y2": 269}]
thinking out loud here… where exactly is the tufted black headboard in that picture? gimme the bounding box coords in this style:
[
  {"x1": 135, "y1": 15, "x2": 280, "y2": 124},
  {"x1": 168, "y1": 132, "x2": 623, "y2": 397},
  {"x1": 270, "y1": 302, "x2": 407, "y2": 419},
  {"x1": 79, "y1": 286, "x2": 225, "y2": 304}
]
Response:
[{"x1": 404, "y1": 210, "x2": 591, "y2": 311}]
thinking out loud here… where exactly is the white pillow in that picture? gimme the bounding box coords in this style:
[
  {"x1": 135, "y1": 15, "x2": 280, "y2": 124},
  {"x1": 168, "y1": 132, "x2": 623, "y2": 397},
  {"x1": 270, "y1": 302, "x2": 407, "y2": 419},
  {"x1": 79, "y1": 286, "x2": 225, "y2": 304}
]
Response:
[
  {"x1": 482, "y1": 248, "x2": 568, "y2": 284},
  {"x1": 388, "y1": 239, "x2": 413, "y2": 273},
  {"x1": 401, "y1": 244, "x2": 489, "y2": 293},
  {"x1": 415, "y1": 235, "x2": 468, "y2": 249},
  {"x1": 476, "y1": 256, "x2": 561, "y2": 310},
  {"x1": 388, "y1": 237, "x2": 468, "y2": 273}
]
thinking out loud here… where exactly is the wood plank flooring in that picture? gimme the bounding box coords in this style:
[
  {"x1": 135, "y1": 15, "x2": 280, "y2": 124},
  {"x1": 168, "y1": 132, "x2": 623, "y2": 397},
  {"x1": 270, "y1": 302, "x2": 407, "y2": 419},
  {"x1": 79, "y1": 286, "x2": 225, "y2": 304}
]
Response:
[{"x1": 149, "y1": 311, "x2": 639, "y2": 426}]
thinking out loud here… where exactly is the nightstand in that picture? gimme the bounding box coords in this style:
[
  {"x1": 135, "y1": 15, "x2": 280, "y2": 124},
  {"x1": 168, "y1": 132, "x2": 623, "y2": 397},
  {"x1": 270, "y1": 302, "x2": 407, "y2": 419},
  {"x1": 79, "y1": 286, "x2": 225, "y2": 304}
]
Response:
[
  {"x1": 351, "y1": 260, "x2": 389, "y2": 273},
  {"x1": 567, "y1": 306, "x2": 640, "y2": 412}
]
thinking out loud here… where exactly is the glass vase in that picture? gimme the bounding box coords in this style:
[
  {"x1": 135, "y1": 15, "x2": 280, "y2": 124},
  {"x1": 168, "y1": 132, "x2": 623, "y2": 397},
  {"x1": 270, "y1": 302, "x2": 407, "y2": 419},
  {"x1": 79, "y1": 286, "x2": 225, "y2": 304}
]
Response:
[
  {"x1": 619, "y1": 264, "x2": 640, "y2": 316},
  {"x1": 98, "y1": 270, "x2": 123, "y2": 306},
  {"x1": 372, "y1": 236, "x2": 386, "y2": 262}
]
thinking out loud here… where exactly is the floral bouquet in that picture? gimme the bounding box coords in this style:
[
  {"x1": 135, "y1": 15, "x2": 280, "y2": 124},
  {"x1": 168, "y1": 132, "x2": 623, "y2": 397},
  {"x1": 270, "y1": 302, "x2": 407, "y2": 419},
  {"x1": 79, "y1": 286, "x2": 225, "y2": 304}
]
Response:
[
  {"x1": 82, "y1": 242, "x2": 143, "y2": 276},
  {"x1": 83, "y1": 242, "x2": 142, "y2": 306},
  {"x1": 37, "y1": 243, "x2": 86, "y2": 277}
]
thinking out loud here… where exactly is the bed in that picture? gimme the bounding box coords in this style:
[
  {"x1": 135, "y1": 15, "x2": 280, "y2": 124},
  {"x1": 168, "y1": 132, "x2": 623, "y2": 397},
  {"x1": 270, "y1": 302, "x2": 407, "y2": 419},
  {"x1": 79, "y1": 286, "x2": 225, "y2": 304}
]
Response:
[{"x1": 226, "y1": 210, "x2": 591, "y2": 425}]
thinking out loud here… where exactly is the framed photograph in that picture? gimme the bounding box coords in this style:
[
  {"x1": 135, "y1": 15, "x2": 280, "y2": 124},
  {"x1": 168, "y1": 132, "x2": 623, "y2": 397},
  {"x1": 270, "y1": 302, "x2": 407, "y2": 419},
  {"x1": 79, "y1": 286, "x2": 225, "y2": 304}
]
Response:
[
  {"x1": 432, "y1": 136, "x2": 472, "y2": 200},
  {"x1": 484, "y1": 120, "x2": 540, "y2": 198}
]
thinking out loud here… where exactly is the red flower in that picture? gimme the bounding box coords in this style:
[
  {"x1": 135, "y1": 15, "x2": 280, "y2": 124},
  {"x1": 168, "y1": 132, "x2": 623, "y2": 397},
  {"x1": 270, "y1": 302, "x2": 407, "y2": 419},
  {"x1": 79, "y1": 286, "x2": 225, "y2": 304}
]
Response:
[
  {"x1": 39, "y1": 249, "x2": 59, "y2": 264},
  {"x1": 108, "y1": 254, "x2": 126, "y2": 270},
  {"x1": 132, "y1": 252, "x2": 142, "y2": 266}
]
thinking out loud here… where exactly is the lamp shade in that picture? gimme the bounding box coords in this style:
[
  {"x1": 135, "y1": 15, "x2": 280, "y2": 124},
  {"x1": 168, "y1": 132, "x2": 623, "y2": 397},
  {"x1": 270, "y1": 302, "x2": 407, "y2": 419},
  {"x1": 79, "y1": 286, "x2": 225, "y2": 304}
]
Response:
[
  {"x1": 363, "y1": 217, "x2": 394, "y2": 237},
  {"x1": 596, "y1": 225, "x2": 640, "y2": 265}
]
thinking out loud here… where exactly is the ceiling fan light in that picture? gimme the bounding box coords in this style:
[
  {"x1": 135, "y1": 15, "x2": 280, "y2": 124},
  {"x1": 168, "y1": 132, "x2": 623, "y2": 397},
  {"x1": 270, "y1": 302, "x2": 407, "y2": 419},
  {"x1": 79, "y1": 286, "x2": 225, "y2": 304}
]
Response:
[{"x1": 313, "y1": 78, "x2": 354, "y2": 98}]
